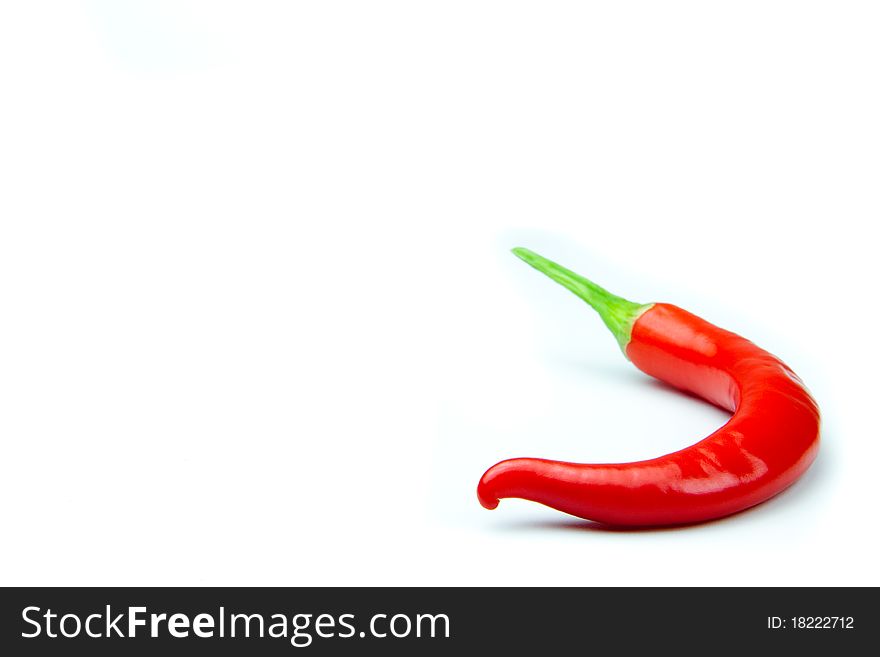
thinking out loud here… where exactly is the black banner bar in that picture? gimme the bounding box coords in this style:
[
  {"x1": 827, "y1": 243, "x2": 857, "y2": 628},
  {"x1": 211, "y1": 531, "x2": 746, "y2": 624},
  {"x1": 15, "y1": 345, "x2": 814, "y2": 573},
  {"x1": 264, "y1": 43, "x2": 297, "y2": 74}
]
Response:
[{"x1": 0, "y1": 587, "x2": 873, "y2": 655}]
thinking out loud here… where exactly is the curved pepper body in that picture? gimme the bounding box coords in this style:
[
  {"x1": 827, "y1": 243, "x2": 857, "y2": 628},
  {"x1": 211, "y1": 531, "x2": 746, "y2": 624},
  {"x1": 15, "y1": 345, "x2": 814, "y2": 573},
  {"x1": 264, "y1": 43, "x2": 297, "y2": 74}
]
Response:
[{"x1": 477, "y1": 252, "x2": 821, "y2": 527}]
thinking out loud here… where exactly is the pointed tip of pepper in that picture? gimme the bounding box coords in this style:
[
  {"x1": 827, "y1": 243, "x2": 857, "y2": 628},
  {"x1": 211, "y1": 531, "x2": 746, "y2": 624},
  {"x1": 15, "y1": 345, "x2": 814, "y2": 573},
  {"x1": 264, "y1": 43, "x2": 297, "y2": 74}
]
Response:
[
  {"x1": 477, "y1": 485, "x2": 499, "y2": 511},
  {"x1": 477, "y1": 464, "x2": 505, "y2": 510}
]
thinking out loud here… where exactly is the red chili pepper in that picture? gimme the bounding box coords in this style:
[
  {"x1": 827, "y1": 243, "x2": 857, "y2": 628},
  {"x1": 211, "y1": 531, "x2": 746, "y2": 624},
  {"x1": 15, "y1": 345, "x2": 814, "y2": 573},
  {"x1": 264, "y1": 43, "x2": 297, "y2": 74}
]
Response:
[{"x1": 477, "y1": 248, "x2": 820, "y2": 526}]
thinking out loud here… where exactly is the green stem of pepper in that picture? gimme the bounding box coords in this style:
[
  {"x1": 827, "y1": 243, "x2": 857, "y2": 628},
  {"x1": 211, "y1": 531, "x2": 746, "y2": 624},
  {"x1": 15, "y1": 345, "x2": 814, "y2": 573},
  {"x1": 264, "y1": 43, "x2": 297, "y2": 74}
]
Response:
[{"x1": 512, "y1": 247, "x2": 653, "y2": 356}]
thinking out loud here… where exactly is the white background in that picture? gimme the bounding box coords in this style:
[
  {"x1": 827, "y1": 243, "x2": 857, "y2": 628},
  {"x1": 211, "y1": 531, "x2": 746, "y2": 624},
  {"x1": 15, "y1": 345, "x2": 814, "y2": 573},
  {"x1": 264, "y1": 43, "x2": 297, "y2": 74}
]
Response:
[{"x1": 1, "y1": 2, "x2": 877, "y2": 586}]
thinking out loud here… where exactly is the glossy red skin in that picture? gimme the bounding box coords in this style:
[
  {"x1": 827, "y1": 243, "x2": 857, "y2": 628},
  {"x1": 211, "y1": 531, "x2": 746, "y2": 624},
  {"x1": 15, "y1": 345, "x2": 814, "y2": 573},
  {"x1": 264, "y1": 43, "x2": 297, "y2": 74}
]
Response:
[{"x1": 477, "y1": 303, "x2": 821, "y2": 526}]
